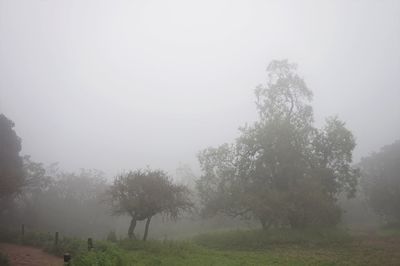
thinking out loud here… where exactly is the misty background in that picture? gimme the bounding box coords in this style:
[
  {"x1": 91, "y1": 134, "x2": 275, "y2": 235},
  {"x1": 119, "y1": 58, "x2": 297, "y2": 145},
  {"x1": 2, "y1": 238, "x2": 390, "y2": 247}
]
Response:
[{"x1": 1, "y1": 0, "x2": 399, "y2": 177}]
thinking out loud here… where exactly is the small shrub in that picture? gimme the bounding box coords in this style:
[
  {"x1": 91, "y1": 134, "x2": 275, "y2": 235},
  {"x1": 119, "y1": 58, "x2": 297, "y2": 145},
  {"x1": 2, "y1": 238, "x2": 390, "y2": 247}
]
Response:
[
  {"x1": 0, "y1": 252, "x2": 9, "y2": 266},
  {"x1": 72, "y1": 246, "x2": 130, "y2": 266}
]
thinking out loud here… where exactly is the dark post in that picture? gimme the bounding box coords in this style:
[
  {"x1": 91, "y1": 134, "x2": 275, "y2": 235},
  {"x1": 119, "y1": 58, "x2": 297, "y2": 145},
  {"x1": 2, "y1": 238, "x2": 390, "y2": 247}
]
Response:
[
  {"x1": 63, "y1": 253, "x2": 71, "y2": 265},
  {"x1": 21, "y1": 224, "x2": 25, "y2": 240},
  {"x1": 87, "y1": 237, "x2": 93, "y2": 251},
  {"x1": 55, "y1": 232, "x2": 59, "y2": 246}
]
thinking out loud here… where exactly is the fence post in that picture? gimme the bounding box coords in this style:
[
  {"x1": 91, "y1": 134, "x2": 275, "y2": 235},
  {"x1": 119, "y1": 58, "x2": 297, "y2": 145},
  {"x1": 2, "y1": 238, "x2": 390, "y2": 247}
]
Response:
[
  {"x1": 21, "y1": 224, "x2": 25, "y2": 241},
  {"x1": 88, "y1": 238, "x2": 93, "y2": 251},
  {"x1": 55, "y1": 232, "x2": 59, "y2": 246},
  {"x1": 63, "y1": 253, "x2": 71, "y2": 265}
]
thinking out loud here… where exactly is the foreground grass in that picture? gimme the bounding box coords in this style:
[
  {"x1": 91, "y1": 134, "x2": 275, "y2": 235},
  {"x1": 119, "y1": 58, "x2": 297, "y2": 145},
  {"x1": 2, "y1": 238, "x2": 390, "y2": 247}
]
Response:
[
  {"x1": 72, "y1": 229, "x2": 400, "y2": 266},
  {"x1": 71, "y1": 239, "x2": 400, "y2": 266},
  {"x1": 2, "y1": 227, "x2": 400, "y2": 265},
  {"x1": 192, "y1": 228, "x2": 352, "y2": 250}
]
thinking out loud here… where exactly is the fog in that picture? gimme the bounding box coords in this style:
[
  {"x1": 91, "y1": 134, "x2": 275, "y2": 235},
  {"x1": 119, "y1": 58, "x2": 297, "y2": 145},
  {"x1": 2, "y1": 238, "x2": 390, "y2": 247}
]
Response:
[
  {"x1": 2, "y1": 3, "x2": 400, "y2": 265},
  {"x1": 1, "y1": 0, "x2": 399, "y2": 176}
]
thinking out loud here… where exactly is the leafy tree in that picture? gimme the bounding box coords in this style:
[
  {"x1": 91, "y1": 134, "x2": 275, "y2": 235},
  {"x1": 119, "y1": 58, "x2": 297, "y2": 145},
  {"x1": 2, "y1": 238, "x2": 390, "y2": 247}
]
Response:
[
  {"x1": 0, "y1": 114, "x2": 24, "y2": 201},
  {"x1": 360, "y1": 140, "x2": 400, "y2": 224},
  {"x1": 108, "y1": 169, "x2": 192, "y2": 240},
  {"x1": 15, "y1": 165, "x2": 113, "y2": 237},
  {"x1": 197, "y1": 60, "x2": 359, "y2": 229},
  {"x1": 22, "y1": 156, "x2": 52, "y2": 198}
]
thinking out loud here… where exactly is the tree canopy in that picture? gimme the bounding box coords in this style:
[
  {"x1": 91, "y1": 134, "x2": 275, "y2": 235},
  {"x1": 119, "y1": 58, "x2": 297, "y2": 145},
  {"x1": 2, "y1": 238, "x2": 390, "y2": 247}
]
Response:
[
  {"x1": 360, "y1": 140, "x2": 400, "y2": 224},
  {"x1": 197, "y1": 60, "x2": 359, "y2": 229},
  {"x1": 0, "y1": 114, "x2": 24, "y2": 201},
  {"x1": 108, "y1": 169, "x2": 192, "y2": 240},
  {"x1": 17, "y1": 164, "x2": 111, "y2": 236}
]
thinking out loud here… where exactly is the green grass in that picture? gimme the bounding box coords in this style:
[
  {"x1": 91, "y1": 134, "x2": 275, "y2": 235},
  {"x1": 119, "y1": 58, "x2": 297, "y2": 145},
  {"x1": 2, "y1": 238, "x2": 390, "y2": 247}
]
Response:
[
  {"x1": 2, "y1": 226, "x2": 400, "y2": 265},
  {"x1": 191, "y1": 228, "x2": 352, "y2": 250},
  {"x1": 71, "y1": 229, "x2": 400, "y2": 266},
  {"x1": 70, "y1": 240, "x2": 390, "y2": 266},
  {"x1": 374, "y1": 223, "x2": 400, "y2": 237}
]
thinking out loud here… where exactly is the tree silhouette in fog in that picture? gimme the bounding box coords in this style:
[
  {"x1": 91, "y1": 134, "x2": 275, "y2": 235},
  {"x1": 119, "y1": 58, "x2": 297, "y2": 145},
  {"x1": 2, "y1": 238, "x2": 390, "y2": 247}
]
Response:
[
  {"x1": 197, "y1": 60, "x2": 359, "y2": 229},
  {"x1": 108, "y1": 169, "x2": 192, "y2": 240},
  {"x1": 0, "y1": 114, "x2": 24, "y2": 203},
  {"x1": 361, "y1": 140, "x2": 400, "y2": 224}
]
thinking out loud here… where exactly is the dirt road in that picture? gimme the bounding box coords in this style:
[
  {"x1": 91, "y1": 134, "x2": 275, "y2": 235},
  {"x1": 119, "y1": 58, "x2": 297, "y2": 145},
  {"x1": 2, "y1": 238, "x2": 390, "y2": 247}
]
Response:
[{"x1": 0, "y1": 243, "x2": 63, "y2": 266}]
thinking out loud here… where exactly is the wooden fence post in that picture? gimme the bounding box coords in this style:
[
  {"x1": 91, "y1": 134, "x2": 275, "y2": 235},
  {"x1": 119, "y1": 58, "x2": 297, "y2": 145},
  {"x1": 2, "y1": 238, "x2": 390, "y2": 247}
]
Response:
[
  {"x1": 88, "y1": 238, "x2": 93, "y2": 251},
  {"x1": 21, "y1": 224, "x2": 25, "y2": 240},
  {"x1": 63, "y1": 252, "x2": 71, "y2": 265},
  {"x1": 55, "y1": 232, "x2": 59, "y2": 246}
]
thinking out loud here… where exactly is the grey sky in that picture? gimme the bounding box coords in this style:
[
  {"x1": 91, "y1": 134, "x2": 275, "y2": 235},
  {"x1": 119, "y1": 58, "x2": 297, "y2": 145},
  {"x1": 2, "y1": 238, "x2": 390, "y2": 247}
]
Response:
[{"x1": 1, "y1": 0, "x2": 399, "y2": 177}]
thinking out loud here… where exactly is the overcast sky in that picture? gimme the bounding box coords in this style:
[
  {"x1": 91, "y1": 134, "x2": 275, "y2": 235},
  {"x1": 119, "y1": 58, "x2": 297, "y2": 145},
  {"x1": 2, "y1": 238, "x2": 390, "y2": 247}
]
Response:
[{"x1": 1, "y1": 0, "x2": 399, "y2": 177}]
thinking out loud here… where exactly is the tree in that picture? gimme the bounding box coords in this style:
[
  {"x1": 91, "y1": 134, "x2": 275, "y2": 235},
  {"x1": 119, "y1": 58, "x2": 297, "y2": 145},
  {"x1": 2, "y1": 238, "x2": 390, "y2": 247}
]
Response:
[
  {"x1": 175, "y1": 163, "x2": 197, "y2": 189},
  {"x1": 360, "y1": 140, "x2": 400, "y2": 224},
  {"x1": 108, "y1": 169, "x2": 192, "y2": 240},
  {"x1": 197, "y1": 60, "x2": 359, "y2": 229},
  {"x1": 22, "y1": 156, "x2": 52, "y2": 198},
  {"x1": 0, "y1": 114, "x2": 24, "y2": 201},
  {"x1": 18, "y1": 165, "x2": 112, "y2": 237}
]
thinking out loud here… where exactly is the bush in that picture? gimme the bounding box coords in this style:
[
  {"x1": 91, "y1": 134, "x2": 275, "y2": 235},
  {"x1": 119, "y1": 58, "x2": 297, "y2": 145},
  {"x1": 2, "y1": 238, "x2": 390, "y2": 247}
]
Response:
[
  {"x1": 360, "y1": 140, "x2": 400, "y2": 223},
  {"x1": 44, "y1": 237, "x2": 87, "y2": 257},
  {"x1": 0, "y1": 252, "x2": 9, "y2": 266},
  {"x1": 71, "y1": 246, "x2": 129, "y2": 266}
]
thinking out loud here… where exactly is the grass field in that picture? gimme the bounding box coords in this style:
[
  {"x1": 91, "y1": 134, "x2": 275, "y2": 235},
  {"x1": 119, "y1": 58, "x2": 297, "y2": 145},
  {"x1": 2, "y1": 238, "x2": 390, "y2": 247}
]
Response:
[
  {"x1": 71, "y1": 228, "x2": 400, "y2": 266},
  {"x1": 2, "y1": 227, "x2": 400, "y2": 265}
]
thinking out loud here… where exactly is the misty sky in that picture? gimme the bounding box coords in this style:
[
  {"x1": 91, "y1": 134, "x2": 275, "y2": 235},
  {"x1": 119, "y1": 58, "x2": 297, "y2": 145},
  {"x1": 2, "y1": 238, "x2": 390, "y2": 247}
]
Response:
[{"x1": 1, "y1": 0, "x2": 399, "y2": 177}]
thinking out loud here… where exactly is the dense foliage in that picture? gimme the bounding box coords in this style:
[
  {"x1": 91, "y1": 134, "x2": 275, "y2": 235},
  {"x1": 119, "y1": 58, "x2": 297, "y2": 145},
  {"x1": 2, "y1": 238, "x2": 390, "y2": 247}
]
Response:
[
  {"x1": 108, "y1": 169, "x2": 192, "y2": 240},
  {"x1": 0, "y1": 114, "x2": 24, "y2": 202},
  {"x1": 360, "y1": 140, "x2": 400, "y2": 224},
  {"x1": 197, "y1": 60, "x2": 359, "y2": 229},
  {"x1": 2, "y1": 157, "x2": 113, "y2": 237}
]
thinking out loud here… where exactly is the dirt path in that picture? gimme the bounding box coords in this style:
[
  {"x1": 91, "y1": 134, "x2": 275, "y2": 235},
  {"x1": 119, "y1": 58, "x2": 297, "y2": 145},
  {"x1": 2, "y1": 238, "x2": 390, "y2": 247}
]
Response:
[{"x1": 0, "y1": 243, "x2": 63, "y2": 266}]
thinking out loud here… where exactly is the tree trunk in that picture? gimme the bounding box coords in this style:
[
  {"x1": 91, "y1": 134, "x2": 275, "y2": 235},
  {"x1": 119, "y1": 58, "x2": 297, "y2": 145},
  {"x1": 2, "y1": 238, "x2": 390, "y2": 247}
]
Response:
[
  {"x1": 128, "y1": 218, "x2": 137, "y2": 239},
  {"x1": 142, "y1": 216, "x2": 152, "y2": 241}
]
